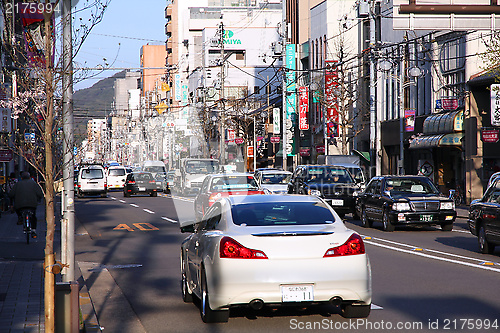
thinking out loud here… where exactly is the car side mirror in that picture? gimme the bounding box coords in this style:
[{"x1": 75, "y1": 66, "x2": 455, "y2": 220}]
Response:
[
  {"x1": 448, "y1": 189, "x2": 456, "y2": 200},
  {"x1": 180, "y1": 225, "x2": 195, "y2": 233}
]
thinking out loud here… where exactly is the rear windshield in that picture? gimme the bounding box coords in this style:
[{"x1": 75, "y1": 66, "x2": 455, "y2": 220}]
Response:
[
  {"x1": 144, "y1": 166, "x2": 165, "y2": 173},
  {"x1": 261, "y1": 173, "x2": 291, "y2": 184},
  {"x1": 108, "y1": 169, "x2": 126, "y2": 176},
  {"x1": 133, "y1": 173, "x2": 153, "y2": 181},
  {"x1": 210, "y1": 176, "x2": 258, "y2": 191},
  {"x1": 81, "y1": 169, "x2": 103, "y2": 179},
  {"x1": 231, "y1": 202, "x2": 335, "y2": 226}
]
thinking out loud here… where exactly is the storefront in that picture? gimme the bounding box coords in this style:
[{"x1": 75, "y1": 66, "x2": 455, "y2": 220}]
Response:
[{"x1": 408, "y1": 110, "x2": 464, "y2": 194}]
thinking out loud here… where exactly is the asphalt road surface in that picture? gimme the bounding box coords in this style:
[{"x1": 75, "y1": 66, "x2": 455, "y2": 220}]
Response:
[{"x1": 74, "y1": 192, "x2": 500, "y2": 333}]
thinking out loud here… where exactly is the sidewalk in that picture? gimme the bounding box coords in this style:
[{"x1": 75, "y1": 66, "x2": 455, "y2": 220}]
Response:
[{"x1": 0, "y1": 205, "x2": 100, "y2": 333}]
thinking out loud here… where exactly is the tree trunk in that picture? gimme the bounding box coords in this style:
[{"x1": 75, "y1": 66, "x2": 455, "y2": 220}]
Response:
[{"x1": 43, "y1": 12, "x2": 55, "y2": 333}]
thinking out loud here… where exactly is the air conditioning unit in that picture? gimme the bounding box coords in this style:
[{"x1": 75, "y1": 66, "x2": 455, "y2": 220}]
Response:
[{"x1": 357, "y1": 0, "x2": 369, "y2": 18}]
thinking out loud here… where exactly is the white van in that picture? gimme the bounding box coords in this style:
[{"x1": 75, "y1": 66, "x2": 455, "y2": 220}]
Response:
[
  {"x1": 142, "y1": 160, "x2": 166, "y2": 176},
  {"x1": 106, "y1": 166, "x2": 128, "y2": 190},
  {"x1": 77, "y1": 165, "x2": 107, "y2": 198}
]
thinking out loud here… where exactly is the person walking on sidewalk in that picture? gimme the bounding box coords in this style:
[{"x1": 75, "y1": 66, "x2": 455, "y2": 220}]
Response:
[{"x1": 9, "y1": 171, "x2": 43, "y2": 238}]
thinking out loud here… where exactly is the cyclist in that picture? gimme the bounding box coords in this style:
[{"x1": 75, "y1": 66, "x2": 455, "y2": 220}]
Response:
[{"x1": 9, "y1": 171, "x2": 43, "y2": 238}]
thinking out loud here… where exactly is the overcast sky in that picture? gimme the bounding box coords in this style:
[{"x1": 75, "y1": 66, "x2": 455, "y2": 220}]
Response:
[{"x1": 73, "y1": 0, "x2": 166, "y2": 91}]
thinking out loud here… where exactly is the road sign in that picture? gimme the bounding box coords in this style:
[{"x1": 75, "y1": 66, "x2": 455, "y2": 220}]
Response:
[{"x1": 0, "y1": 149, "x2": 13, "y2": 162}]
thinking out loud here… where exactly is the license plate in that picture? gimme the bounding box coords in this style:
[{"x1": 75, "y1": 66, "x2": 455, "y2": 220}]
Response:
[
  {"x1": 331, "y1": 199, "x2": 343, "y2": 206},
  {"x1": 420, "y1": 214, "x2": 433, "y2": 222},
  {"x1": 139, "y1": 187, "x2": 146, "y2": 191},
  {"x1": 281, "y1": 284, "x2": 314, "y2": 302}
]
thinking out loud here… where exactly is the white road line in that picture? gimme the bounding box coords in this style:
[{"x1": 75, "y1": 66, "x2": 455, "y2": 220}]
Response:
[
  {"x1": 364, "y1": 240, "x2": 500, "y2": 273},
  {"x1": 111, "y1": 197, "x2": 117, "y2": 200},
  {"x1": 119, "y1": 200, "x2": 126, "y2": 203},
  {"x1": 173, "y1": 196, "x2": 195, "y2": 203},
  {"x1": 371, "y1": 304, "x2": 383, "y2": 310},
  {"x1": 161, "y1": 216, "x2": 178, "y2": 223},
  {"x1": 365, "y1": 236, "x2": 497, "y2": 264},
  {"x1": 452, "y1": 229, "x2": 470, "y2": 233},
  {"x1": 130, "y1": 204, "x2": 139, "y2": 208},
  {"x1": 143, "y1": 209, "x2": 155, "y2": 214}
]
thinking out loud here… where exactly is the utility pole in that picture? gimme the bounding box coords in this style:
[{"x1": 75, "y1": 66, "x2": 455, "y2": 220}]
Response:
[
  {"x1": 62, "y1": 0, "x2": 75, "y2": 282},
  {"x1": 281, "y1": 2, "x2": 288, "y2": 171},
  {"x1": 219, "y1": 22, "x2": 226, "y2": 165},
  {"x1": 369, "y1": 0, "x2": 377, "y2": 177}
]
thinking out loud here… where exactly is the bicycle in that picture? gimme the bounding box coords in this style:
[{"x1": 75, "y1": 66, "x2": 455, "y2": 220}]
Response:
[
  {"x1": 20, "y1": 208, "x2": 36, "y2": 244},
  {"x1": 453, "y1": 184, "x2": 464, "y2": 206}
]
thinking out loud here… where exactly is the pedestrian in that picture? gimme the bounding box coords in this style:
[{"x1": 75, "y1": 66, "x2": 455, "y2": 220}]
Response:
[{"x1": 9, "y1": 171, "x2": 43, "y2": 238}]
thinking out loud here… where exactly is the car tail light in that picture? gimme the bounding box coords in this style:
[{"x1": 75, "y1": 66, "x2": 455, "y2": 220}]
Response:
[
  {"x1": 149, "y1": 180, "x2": 156, "y2": 184},
  {"x1": 219, "y1": 237, "x2": 268, "y2": 259},
  {"x1": 127, "y1": 180, "x2": 136, "y2": 185},
  {"x1": 208, "y1": 193, "x2": 222, "y2": 207},
  {"x1": 323, "y1": 234, "x2": 365, "y2": 257}
]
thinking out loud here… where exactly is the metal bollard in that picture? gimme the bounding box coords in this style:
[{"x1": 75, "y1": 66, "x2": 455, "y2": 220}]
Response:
[{"x1": 55, "y1": 281, "x2": 80, "y2": 333}]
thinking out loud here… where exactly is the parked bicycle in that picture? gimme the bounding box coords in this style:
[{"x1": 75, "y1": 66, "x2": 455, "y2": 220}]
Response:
[
  {"x1": 20, "y1": 208, "x2": 36, "y2": 244},
  {"x1": 453, "y1": 184, "x2": 464, "y2": 206}
]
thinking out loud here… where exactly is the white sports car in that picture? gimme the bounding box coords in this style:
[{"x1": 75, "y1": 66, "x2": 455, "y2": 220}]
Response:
[{"x1": 180, "y1": 194, "x2": 372, "y2": 323}]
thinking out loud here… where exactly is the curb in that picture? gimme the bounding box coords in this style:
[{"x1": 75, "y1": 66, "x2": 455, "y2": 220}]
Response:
[{"x1": 78, "y1": 263, "x2": 103, "y2": 332}]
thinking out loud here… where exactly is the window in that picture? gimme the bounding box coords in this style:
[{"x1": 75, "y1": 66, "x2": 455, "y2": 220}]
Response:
[{"x1": 254, "y1": 86, "x2": 260, "y2": 95}]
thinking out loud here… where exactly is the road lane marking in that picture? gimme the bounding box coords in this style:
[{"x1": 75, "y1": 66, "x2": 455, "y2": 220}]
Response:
[
  {"x1": 143, "y1": 209, "x2": 155, "y2": 214},
  {"x1": 111, "y1": 197, "x2": 117, "y2": 200},
  {"x1": 161, "y1": 217, "x2": 178, "y2": 223},
  {"x1": 366, "y1": 236, "x2": 495, "y2": 264},
  {"x1": 130, "y1": 204, "x2": 139, "y2": 208},
  {"x1": 452, "y1": 229, "x2": 469, "y2": 233},
  {"x1": 364, "y1": 239, "x2": 500, "y2": 273},
  {"x1": 371, "y1": 304, "x2": 383, "y2": 310},
  {"x1": 133, "y1": 223, "x2": 159, "y2": 231},
  {"x1": 119, "y1": 200, "x2": 126, "y2": 203}
]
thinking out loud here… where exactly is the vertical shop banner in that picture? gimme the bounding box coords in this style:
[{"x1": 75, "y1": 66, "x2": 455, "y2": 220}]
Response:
[
  {"x1": 227, "y1": 129, "x2": 235, "y2": 141},
  {"x1": 405, "y1": 109, "x2": 415, "y2": 132},
  {"x1": 273, "y1": 107, "x2": 280, "y2": 134},
  {"x1": 491, "y1": 84, "x2": 500, "y2": 126},
  {"x1": 298, "y1": 86, "x2": 309, "y2": 130},
  {"x1": 285, "y1": 44, "x2": 297, "y2": 156},
  {"x1": 325, "y1": 60, "x2": 339, "y2": 137},
  {"x1": 175, "y1": 74, "x2": 182, "y2": 102}
]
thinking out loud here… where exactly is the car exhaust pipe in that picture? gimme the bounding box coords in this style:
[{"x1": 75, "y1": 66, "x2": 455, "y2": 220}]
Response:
[
  {"x1": 249, "y1": 299, "x2": 264, "y2": 310},
  {"x1": 329, "y1": 296, "x2": 342, "y2": 307}
]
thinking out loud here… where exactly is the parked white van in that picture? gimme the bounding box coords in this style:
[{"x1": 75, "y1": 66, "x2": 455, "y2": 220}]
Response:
[{"x1": 77, "y1": 164, "x2": 107, "y2": 198}]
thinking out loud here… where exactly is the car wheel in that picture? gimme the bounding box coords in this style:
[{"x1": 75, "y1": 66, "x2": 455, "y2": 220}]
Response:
[
  {"x1": 124, "y1": 192, "x2": 130, "y2": 197},
  {"x1": 440, "y1": 223, "x2": 453, "y2": 231},
  {"x1": 382, "y1": 210, "x2": 395, "y2": 232},
  {"x1": 352, "y1": 211, "x2": 360, "y2": 220},
  {"x1": 200, "y1": 269, "x2": 229, "y2": 323},
  {"x1": 77, "y1": 190, "x2": 83, "y2": 198},
  {"x1": 361, "y1": 208, "x2": 372, "y2": 228},
  {"x1": 181, "y1": 256, "x2": 193, "y2": 303},
  {"x1": 478, "y1": 224, "x2": 495, "y2": 254},
  {"x1": 341, "y1": 303, "x2": 371, "y2": 318},
  {"x1": 150, "y1": 191, "x2": 158, "y2": 197},
  {"x1": 101, "y1": 192, "x2": 107, "y2": 198}
]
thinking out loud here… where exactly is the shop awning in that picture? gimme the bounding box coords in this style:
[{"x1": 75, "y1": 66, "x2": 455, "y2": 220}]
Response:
[
  {"x1": 409, "y1": 133, "x2": 464, "y2": 149},
  {"x1": 422, "y1": 110, "x2": 463, "y2": 134},
  {"x1": 352, "y1": 149, "x2": 370, "y2": 164}
]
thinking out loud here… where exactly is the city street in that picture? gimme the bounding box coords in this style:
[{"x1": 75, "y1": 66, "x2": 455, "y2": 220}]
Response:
[{"x1": 74, "y1": 193, "x2": 500, "y2": 333}]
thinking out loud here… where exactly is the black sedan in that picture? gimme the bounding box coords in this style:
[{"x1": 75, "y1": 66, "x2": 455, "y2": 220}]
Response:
[
  {"x1": 123, "y1": 172, "x2": 163, "y2": 197},
  {"x1": 356, "y1": 176, "x2": 456, "y2": 232},
  {"x1": 287, "y1": 165, "x2": 361, "y2": 218},
  {"x1": 468, "y1": 177, "x2": 500, "y2": 254}
]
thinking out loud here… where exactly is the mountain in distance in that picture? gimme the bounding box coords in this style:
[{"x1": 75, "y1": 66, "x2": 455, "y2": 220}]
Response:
[{"x1": 73, "y1": 70, "x2": 127, "y2": 143}]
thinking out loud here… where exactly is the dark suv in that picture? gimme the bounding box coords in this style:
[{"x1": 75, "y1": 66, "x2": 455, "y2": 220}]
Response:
[
  {"x1": 287, "y1": 165, "x2": 361, "y2": 218},
  {"x1": 356, "y1": 176, "x2": 456, "y2": 232}
]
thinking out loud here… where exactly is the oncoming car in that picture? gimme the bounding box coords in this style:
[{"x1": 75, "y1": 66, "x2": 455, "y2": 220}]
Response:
[{"x1": 180, "y1": 195, "x2": 372, "y2": 323}]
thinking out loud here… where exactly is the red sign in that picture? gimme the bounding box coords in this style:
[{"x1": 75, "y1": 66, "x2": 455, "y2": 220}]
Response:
[
  {"x1": 235, "y1": 138, "x2": 244, "y2": 144},
  {"x1": 247, "y1": 146, "x2": 254, "y2": 158},
  {"x1": 227, "y1": 129, "x2": 235, "y2": 141},
  {"x1": 270, "y1": 136, "x2": 280, "y2": 143},
  {"x1": 316, "y1": 145, "x2": 325, "y2": 153},
  {"x1": 0, "y1": 149, "x2": 13, "y2": 162},
  {"x1": 481, "y1": 129, "x2": 500, "y2": 143},
  {"x1": 298, "y1": 86, "x2": 309, "y2": 130},
  {"x1": 442, "y1": 97, "x2": 459, "y2": 110},
  {"x1": 299, "y1": 148, "x2": 310, "y2": 157},
  {"x1": 325, "y1": 60, "x2": 339, "y2": 124}
]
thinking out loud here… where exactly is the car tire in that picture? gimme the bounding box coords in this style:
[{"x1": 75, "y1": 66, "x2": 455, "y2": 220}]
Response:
[
  {"x1": 150, "y1": 191, "x2": 158, "y2": 197},
  {"x1": 124, "y1": 191, "x2": 130, "y2": 197},
  {"x1": 440, "y1": 223, "x2": 453, "y2": 231},
  {"x1": 341, "y1": 303, "x2": 371, "y2": 318},
  {"x1": 361, "y1": 208, "x2": 372, "y2": 228},
  {"x1": 77, "y1": 191, "x2": 83, "y2": 198},
  {"x1": 101, "y1": 192, "x2": 107, "y2": 198},
  {"x1": 352, "y1": 211, "x2": 360, "y2": 220},
  {"x1": 382, "y1": 210, "x2": 395, "y2": 232},
  {"x1": 200, "y1": 269, "x2": 229, "y2": 323},
  {"x1": 181, "y1": 256, "x2": 193, "y2": 303},
  {"x1": 478, "y1": 224, "x2": 495, "y2": 254}
]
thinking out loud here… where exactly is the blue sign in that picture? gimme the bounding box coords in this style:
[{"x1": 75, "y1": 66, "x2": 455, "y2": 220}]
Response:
[
  {"x1": 74, "y1": 147, "x2": 78, "y2": 156},
  {"x1": 435, "y1": 99, "x2": 442, "y2": 109}
]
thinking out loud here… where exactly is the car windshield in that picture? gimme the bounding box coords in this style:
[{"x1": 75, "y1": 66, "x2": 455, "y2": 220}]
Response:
[
  {"x1": 305, "y1": 167, "x2": 354, "y2": 183},
  {"x1": 210, "y1": 176, "x2": 259, "y2": 191},
  {"x1": 108, "y1": 169, "x2": 126, "y2": 176},
  {"x1": 347, "y1": 168, "x2": 364, "y2": 183},
  {"x1": 385, "y1": 178, "x2": 439, "y2": 194},
  {"x1": 185, "y1": 161, "x2": 219, "y2": 174},
  {"x1": 231, "y1": 202, "x2": 336, "y2": 226},
  {"x1": 133, "y1": 173, "x2": 153, "y2": 181},
  {"x1": 261, "y1": 173, "x2": 291, "y2": 184},
  {"x1": 82, "y1": 169, "x2": 103, "y2": 179},
  {"x1": 144, "y1": 166, "x2": 165, "y2": 173}
]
